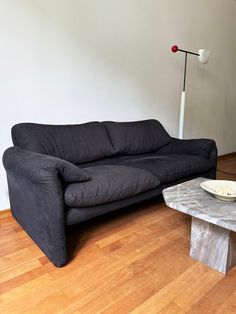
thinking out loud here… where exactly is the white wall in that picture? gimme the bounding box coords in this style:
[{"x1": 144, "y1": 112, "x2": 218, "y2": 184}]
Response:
[{"x1": 0, "y1": 0, "x2": 236, "y2": 209}]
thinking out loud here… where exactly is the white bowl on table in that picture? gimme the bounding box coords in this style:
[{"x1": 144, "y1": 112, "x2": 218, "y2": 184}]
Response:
[{"x1": 200, "y1": 180, "x2": 236, "y2": 202}]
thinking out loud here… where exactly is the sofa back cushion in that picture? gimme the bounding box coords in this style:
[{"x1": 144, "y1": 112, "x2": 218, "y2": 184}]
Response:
[
  {"x1": 12, "y1": 122, "x2": 115, "y2": 164},
  {"x1": 104, "y1": 119, "x2": 171, "y2": 155}
]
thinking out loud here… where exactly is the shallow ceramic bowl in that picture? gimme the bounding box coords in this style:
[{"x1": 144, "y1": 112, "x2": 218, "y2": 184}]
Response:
[{"x1": 200, "y1": 180, "x2": 236, "y2": 202}]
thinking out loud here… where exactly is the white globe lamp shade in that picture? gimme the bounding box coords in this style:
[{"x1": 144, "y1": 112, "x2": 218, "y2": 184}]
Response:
[{"x1": 198, "y1": 49, "x2": 210, "y2": 64}]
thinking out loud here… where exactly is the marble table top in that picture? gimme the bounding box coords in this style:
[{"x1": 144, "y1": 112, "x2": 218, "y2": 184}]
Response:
[{"x1": 163, "y1": 177, "x2": 236, "y2": 232}]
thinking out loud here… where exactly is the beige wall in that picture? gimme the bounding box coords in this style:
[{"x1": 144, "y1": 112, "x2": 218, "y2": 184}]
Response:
[{"x1": 0, "y1": 0, "x2": 236, "y2": 209}]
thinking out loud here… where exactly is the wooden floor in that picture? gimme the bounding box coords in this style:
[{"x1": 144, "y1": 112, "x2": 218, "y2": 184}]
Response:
[{"x1": 0, "y1": 155, "x2": 236, "y2": 314}]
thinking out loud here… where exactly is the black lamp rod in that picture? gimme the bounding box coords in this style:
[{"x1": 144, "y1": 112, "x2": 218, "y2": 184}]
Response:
[{"x1": 178, "y1": 48, "x2": 199, "y2": 56}]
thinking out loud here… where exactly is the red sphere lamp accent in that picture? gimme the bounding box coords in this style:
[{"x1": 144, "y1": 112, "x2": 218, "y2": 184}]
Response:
[{"x1": 171, "y1": 45, "x2": 178, "y2": 53}]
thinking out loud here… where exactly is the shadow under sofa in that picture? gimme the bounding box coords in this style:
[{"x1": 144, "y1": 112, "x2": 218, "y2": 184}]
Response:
[{"x1": 3, "y1": 119, "x2": 217, "y2": 267}]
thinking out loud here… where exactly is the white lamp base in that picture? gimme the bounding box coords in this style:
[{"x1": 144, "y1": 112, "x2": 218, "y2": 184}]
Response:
[{"x1": 178, "y1": 91, "x2": 186, "y2": 139}]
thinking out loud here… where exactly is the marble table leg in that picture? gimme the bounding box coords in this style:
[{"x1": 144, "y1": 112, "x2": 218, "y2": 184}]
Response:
[{"x1": 190, "y1": 217, "x2": 236, "y2": 273}]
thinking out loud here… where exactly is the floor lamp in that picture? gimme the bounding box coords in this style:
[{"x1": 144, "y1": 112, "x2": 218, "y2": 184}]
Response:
[{"x1": 171, "y1": 45, "x2": 210, "y2": 139}]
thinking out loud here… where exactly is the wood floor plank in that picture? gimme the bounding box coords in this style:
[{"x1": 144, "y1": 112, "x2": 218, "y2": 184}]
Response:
[
  {"x1": 0, "y1": 210, "x2": 11, "y2": 218},
  {"x1": 52, "y1": 226, "x2": 187, "y2": 299},
  {"x1": 173, "y1": 269, "x2": 222, "y2": 312},
  {"x1": 215, "y1": 289, "x2": 236, "y2": 313},
  {"x1": 131, "y1": 263, "x2": 209, "y2": 313},
  {"x1": 158, "y1": 302, "x2": 183, "y2": 314},
  {"x1": 68, "y1": 243, "x2": 193, "y2": 313},
  {"x1": 0, "y1": 259, "x2": 41, "y2": 285},
  {"x1": 0, "y1": 246, "x2": 44, "y2": 272},
  {"x1": 1, "y1": 274, "x2": 52, "y2": 303},
  {"x1": 186, "y1": 267, "x2": 236, "y2": 313},
  {"x1": 0, "y1": 262, "x2": 53, "y2": 295},
  {"x1": 49, "y1": 218, "x2": 186, "y2": 285},
  {"x1": 95, "y1": 207, "x2": 175, "y2": 248}
]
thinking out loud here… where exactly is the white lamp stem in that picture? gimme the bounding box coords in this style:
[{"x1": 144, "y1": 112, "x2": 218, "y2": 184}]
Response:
[
  {"x1": 171, "y1": 45, "x2": 210, "y2": 139},
  {"x1": 178, "y1": 90, "x2": 186, "y2": 139}
]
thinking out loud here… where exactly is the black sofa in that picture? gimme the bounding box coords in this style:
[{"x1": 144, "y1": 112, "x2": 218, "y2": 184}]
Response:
[{"x1": 3, "y1": 120, "x2": 217, "y2": 267}]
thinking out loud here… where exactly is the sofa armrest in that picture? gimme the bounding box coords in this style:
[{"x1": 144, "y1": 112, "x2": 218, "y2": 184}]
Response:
[
  {"x1": 3, "y1": 147, "x2": 90, "y2": 184},
  {"x1": 157, "y1": 138, "x2": 217, "y2": 159},
  {"x1": 2, "y1": 147, "x2": 90, "y2": 267}
]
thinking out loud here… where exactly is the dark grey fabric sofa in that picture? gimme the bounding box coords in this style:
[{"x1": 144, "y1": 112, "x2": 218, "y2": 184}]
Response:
[{"x1": 3, "y1": 120, "x2": 217, "y2": 267}]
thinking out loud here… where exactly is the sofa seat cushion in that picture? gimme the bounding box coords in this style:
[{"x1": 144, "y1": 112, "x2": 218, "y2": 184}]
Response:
[
  {"x1": 64, "y1": 165, "x2": 160, "y2": 207},
  {"x1": 77, "y1": 152, "x2": 160, "y2": 168},
  {"x1": 118, "y1": 154, "x2": 212, "y2": 184}
]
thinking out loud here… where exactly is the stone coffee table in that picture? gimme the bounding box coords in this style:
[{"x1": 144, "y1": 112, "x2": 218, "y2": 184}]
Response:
[{"x1": 163, "y1": 177, "x2": 236, "y2": 273}]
